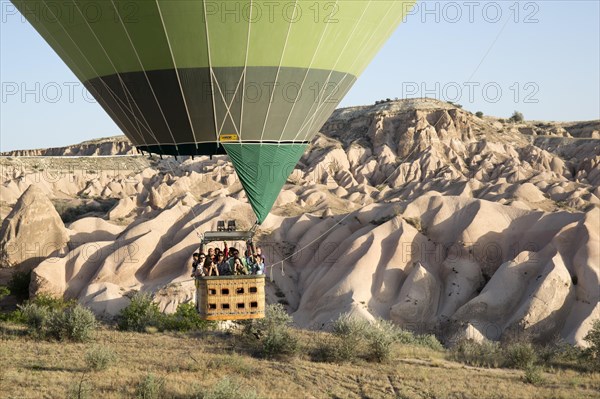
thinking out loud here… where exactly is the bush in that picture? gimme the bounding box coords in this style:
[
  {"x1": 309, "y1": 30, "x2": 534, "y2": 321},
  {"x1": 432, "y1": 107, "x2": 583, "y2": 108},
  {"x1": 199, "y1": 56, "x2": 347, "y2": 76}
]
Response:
[
  {"x1": 538, "y1": 341, "x2": 581, "y2": 365},
  {"x1": 31, "y1": 294, "x2": 76, "y2": 311},
  {"x1": 509, "y1": 111, "x2": 524, "y2": 123},
  {"x1": 47, "y1": 305, "x2": 97, "y2": 342},
  {"x1": 199, "y1": 377, "x2": 259, "y2": 399},
  {"x1": 314, "y1": 316, "x2": 444, "y2": 363},
  {"x1": 251, "y1": 304, "x2": 298, "y2": 359},
  {"x1": 0, "y1": 285, "x2": 9, "y2": 301},
  {"x1": 330, "y1": 314, "x2": 369, "y2": 362},
  {"x1": 85, "y1": 346, "x2": 117, "y2": 371},
  {"x1": 8, "y1": 271, "x2": 31, "y2": 301},
  {"x1": 118, "y1": 293, "x2": 162, "y2": 332},
  {"x1": 523, "y1": 364, "x2": 544, "y2": 385},
  {"x1": 135, "y1": 374, "x2": 165, "y2": 399},
  {"x1": 161, "y1": 302, "x2": 212, "y2": 332},
  {"x1": 394, "y1": 329, "x2": 443, "y2": 351},
  {"x1": 18, "y1": 302, "x2": 50, "y2": 335},
  {"x1": 451, "y1": 339, "x2": 504, "y2": 368},
  {"x1": 312, "y1": 335, "x2": 344, "y2": 363},
  {"x1": 415, "y1": 334, "x2": 444, "y2": 351},
  {"x1": 583, "y1": 319, "x2": 600, "y2": 370},
  {"x1": 475, "y1": 111, "x2": 484, "y2": 118},
  {"x1": 504, "y1": 342, "x2": 537, "y2": 369},
  {"x1": 10, "y1": 295, "x2": 75, "y2": 326},
  {"x1": 365, "y1": 319, "x2": 398, "y2": 362}
]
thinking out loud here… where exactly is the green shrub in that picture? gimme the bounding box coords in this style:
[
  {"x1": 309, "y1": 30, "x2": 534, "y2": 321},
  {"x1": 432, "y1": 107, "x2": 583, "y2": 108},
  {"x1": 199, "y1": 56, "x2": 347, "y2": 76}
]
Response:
[
  {"x1": 315, "y1": 315, "x2": 400, "y2": 363},
  {"x1": 523, "y1": 364, "x2": 545, "y2": 385},
  {"x1": 475, "y1": 111, "x2": 484, "y2": 118},
  {"x1": 251, "y1": 304, "x2": 298, "y2": 359},
  {"x1": 332, "y1": 314, "x2": 369, "y2": 336},
  {"x1": 583, "y1": 319, "x2": 600, "y2": 371},
  {"x1": 504, "y1": 342, "x2": 537, "y2": 369},
  {"x1": 8, "y1": 271, "x2": 31, "y2": 301},
  {"x1": 312, "y1": 335, "x2": 346, "y2": 363},
  {"x1": 365, "y1": 319, "x2": 398, "y2": 362},
  {"x1": 394, "y1": 329, "x2": 443, "y2": 351},
  {"x1": 10, "y1": 295, "x2": 75, "y2": 327},
  {"x1": 18, "y1": 302, "x2": 50, "y2": 335},
  {"x1": 85, "y1": 346, "x2": 117, "y2": 371},
  {"x1": 199, "y1": 377, "x2": 259, "y2": 399},
  {"x1": 31, "y1": 294, "x2": 75, "y2": 311},
  {"x1": 396, "y1": 329, "x2": 419, "y2": 345},
  {"x1": 314, "y1": 316, "x2": 443, "y2": 363},
  {"x1": 47, "y1": 305, "x2": 97, "y2": 342},
  {"x1": 330, "y1": 314, "x2": 369, "y2": 362},
  {"x1": 415, "y1": 334, "x2": 444, "y2": 351},
  {"x1": 161, "y1": 302, "x2": 212, "y2": 332},
  {"x1": 0, "y1": 285, "x2": 9, "y2": 301},
  {"x1": 509, "y1": 111, "x2": 524, "y2": 123},
  {"x1": 538, "y1": 341, "x2": 582, "y2": 365},
  {"x1": 135, "y1": 374, "x2": 165, "y2": 399},
  {"x1": 118, "y1": 293, "x2": 162, "y2": 332},
  {"x1": 12, "y1": 301, "x2": 98, "y2": 342},
  {"x1": 451, "y1": 339, "x2": 505, "y2": 368}
]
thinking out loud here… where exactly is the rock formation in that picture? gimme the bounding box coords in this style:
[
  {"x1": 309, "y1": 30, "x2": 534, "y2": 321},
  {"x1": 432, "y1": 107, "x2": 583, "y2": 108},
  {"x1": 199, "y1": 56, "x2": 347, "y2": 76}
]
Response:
[
  {"x1": 0, "y1": 185, "x2": 69, "y2": 271},
  {"x1": 1, "y1": 98, "x2": 598, "y2": 345}
]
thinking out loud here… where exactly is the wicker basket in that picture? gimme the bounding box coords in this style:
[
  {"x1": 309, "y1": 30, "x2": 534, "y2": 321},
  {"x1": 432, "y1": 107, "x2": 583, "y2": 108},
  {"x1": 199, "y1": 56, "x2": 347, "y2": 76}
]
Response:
[{"x1": 196, "y1": 275, "x2": 266, "y2": 321}]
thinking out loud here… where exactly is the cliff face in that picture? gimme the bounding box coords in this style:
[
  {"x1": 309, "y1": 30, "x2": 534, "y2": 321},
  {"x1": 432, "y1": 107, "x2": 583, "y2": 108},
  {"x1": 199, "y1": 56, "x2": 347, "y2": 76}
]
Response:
[
  {"x1": 1, "y1": 136, "x2": 135, "y2": 157},
  {"x1": 1, "y1": 98, "x2": 598, "y2": 345}
]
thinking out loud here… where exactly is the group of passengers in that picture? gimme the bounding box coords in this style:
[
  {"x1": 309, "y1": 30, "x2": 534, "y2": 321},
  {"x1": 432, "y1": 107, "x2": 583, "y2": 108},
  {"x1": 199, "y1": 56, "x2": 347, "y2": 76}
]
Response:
[{"x1": 191, "y1": 241, "x2": 265, "y2": 278}]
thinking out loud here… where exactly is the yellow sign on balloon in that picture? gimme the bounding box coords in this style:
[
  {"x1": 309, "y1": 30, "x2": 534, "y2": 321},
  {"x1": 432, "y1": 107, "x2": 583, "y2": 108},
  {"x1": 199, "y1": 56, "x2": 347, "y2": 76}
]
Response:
[{"x1": 219, "y1": 134, "x2": 239, "y2": 143}]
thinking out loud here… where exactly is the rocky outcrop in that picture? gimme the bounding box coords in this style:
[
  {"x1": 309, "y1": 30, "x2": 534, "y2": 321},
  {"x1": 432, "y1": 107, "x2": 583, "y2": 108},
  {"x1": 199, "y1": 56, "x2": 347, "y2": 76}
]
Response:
[
  {"x1": 0, "y1": 185, "x2": 69, "y2": 270},
  {"x1": 1, "y1": 99, "x2": 598, "y2": 346},
  {"x1": 1, "y1": 136, "x2": 134, "y2": 157}
]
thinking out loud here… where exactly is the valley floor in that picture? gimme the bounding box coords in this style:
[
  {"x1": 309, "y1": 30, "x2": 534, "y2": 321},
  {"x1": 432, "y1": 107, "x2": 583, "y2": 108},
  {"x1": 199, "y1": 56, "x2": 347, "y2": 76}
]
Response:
[{"x1": 0, "y1": 324, "x2": 598, "y2": 399}]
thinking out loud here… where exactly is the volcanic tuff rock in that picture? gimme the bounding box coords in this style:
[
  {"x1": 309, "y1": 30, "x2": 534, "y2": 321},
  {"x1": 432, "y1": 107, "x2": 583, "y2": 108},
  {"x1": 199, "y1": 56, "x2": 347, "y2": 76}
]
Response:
[
  {"x1": 1, "y1": 98, "x2": 598, "y2": 345},
  {"x1": 0, "y1": 184, "x2": 69, "y2": 271},
  {"x1": 0, "y1": 136, "x2": 135, "y2": 157}
]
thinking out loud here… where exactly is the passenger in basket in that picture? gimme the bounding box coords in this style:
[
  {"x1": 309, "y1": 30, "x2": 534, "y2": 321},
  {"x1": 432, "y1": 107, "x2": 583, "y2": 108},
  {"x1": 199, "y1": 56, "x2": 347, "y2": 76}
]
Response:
[
  {"x1": 233, "y1": 257, "x2": 248, "y2": 275},
  {"x1": 227, "y1": 248, "x2": 247, "y2": 270},
  {"x1": 256, "y1": 247, "x2": 266, "y2": 264},
  {"x1": 191, "y1": 253, "x2": 205, "y2": 277},
  {"x1": 217, "y1": 253, "x2": 231, "y2": 275},
  {"x1": 252, "y1": 254, "x2": 265, "y2": 275},
  {"x1": 203, "y1": 258, "x2": 219, "y2": 276}
]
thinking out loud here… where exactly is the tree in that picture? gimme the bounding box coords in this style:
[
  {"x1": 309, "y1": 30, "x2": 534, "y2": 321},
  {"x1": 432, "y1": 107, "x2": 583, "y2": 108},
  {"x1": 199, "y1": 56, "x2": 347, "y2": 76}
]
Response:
[
  {"x1": 509, "y1": 111, "x2": 524, "y2": 123},
  {"x1": 475, "y1": 111, "x2": 484, "y2": 118}
]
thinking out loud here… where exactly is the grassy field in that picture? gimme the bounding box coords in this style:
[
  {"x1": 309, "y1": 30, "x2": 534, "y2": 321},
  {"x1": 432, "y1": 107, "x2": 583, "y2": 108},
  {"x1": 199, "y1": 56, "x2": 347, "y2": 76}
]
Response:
[{"x1": 1, "y1": 323, "x2": 598, "y2": 399}]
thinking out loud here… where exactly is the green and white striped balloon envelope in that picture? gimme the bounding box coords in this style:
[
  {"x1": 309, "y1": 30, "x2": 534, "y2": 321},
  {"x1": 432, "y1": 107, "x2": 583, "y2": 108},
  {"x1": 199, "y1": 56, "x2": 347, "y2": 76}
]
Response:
[{"x1": 12, "y1": 0, "x2": 416, "y2": 224}]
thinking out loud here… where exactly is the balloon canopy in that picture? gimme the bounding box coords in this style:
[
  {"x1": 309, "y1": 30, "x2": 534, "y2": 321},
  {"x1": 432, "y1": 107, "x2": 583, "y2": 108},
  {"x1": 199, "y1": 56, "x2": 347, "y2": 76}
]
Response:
[{"x1": 13, "y1": 0, "x2": 415, "y2": 224}]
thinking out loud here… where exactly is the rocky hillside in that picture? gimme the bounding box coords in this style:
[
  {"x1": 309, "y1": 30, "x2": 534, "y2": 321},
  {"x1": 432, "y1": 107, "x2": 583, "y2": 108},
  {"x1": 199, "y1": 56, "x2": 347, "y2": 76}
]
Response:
[
  {"x1": 0, "y1": 136, "x2": 135, "y2": 157},
  {"x1": 1, "y1": 98, "x2": 598, "y2": 346}
]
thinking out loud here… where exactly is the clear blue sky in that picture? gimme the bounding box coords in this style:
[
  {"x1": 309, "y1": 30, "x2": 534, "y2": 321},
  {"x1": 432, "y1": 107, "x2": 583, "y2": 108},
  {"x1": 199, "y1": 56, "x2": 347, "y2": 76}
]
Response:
[{"x1": 1, "y1": 0, "x2": 599, "y2": 152}]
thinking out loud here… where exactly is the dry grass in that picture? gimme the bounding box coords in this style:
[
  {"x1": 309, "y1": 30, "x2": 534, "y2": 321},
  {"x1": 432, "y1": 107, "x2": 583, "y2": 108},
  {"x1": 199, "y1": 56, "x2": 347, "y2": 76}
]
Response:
[{"x1": 0, "y1": 324, "x2": 598, "y2": 399}]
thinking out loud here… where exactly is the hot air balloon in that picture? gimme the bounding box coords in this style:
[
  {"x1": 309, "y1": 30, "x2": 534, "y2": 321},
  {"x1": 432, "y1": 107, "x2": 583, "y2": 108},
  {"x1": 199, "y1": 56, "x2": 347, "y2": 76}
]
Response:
[{"x1": 12, "y1": 0, "x2": 415, "y2": 225}]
